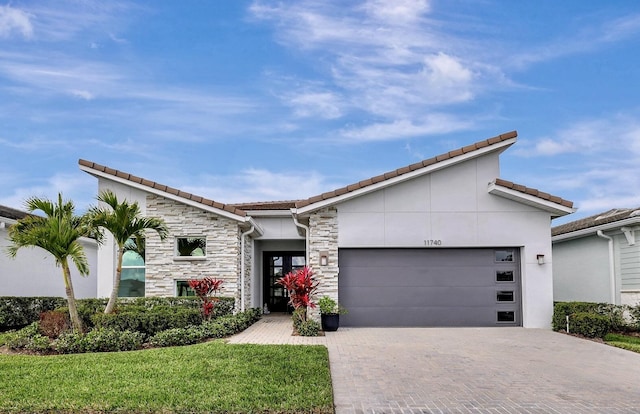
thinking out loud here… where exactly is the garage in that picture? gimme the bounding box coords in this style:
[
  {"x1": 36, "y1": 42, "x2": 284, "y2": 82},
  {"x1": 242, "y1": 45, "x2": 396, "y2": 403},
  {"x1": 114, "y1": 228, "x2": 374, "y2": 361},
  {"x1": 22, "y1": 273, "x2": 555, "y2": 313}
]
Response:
[{"x1": 338, "y1": 248, "x2": 521, "y2": 327}]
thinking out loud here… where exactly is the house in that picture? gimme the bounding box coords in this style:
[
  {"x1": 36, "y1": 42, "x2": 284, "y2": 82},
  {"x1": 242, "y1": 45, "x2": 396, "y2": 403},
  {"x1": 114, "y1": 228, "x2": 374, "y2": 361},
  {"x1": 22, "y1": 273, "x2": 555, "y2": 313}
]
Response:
[
  {"x1": 552, "y1": 208, "x2": 640, "y2": 306},
  {"x1": 79, "y1": 131, "x2": 575, "y2": 328},
  {"x1": 0, "y1": 205, "x2": 98, "y2": 298}
]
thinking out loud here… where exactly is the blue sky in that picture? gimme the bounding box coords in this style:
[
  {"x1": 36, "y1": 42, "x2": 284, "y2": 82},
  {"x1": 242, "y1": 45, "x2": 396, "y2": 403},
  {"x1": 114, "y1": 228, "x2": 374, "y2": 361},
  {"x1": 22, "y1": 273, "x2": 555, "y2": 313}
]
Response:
[{"x1": 1, "y1": 1, "x2": 639, "y2": 225}]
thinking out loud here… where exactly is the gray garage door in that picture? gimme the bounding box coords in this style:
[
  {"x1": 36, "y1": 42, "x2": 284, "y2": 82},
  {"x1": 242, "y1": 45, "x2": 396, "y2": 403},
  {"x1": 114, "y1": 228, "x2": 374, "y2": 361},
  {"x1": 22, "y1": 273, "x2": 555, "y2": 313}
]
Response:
[{"x1": 338, "y1": 248, "x2": 521, "y2": 327}]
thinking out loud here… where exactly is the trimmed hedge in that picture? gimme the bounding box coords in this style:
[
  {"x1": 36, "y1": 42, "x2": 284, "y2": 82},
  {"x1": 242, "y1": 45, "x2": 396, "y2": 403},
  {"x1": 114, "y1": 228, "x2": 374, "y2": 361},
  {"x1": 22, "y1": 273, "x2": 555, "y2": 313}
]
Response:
[
  {"x1": 5, "y1": 308, "x2": 262, "y2": 354},
  {"x1": 149, "y1": 308, "x2": 263, "y2": 348},
  {"x1": 0, "y1": 297, "x2": 66, "y2": 329},
  {"x1": 552, "y1": 301, "x2": 628, "y2": 338},
  {"x1": 91, "y1": 306, "x2": 204, "y2": 337},
  {"x1": 0, "y1": 296, "x2": 235, "y2": 330}
]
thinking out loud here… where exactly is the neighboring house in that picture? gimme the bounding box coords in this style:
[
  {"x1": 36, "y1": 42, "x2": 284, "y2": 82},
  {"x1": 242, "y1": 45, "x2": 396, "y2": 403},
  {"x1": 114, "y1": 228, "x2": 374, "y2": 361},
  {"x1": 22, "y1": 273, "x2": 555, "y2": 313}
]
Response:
[
  {"x1": 0, "y1": 205, "x2": 98, "y2": 298},
  {"x1": 79, "y1": 131, "x2": 575, "y2": 328},
  {"x1": 552, "y1": 208, "x2": 640, "y2": 306}
]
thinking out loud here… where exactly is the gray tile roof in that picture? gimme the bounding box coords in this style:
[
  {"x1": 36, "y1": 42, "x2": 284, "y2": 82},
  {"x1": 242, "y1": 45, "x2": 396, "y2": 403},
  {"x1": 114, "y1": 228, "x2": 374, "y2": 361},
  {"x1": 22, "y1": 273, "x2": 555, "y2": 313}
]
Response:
[
  {"x1": 552, "y1": 207, "x2": 640, "y2": 236},
  {"x1": 78, "y1": 159, "x2": 247, "y2": 217},
  {"x1": 0, "y1": 205, "x2": 29, "y2": 221}
]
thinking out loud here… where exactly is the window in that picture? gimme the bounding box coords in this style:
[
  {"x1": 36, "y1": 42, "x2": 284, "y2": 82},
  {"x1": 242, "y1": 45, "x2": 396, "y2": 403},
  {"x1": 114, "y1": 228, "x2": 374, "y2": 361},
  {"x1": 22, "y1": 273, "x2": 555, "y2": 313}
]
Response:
[
  {"x1": 496, "y1": 270, "x2": 514, "y2": 282},
  {"x1": 497, "y1": 311, "x2": 515, "y2": 323},
  {"x1": 176, "y1": 281, "x2": 196, "y2": 297},
  {"x1": 120, "y1": 241, "x2": 145, "y2": 297},
  {"x1": 497, "y1": 291, "x2": 514, "y2": 302},
  {"x1": 175, "y1": 237, "x2": 206, "y2": 258},
  {"x1": 495, "y1": 250, "x2": 514, "y2": 262}
]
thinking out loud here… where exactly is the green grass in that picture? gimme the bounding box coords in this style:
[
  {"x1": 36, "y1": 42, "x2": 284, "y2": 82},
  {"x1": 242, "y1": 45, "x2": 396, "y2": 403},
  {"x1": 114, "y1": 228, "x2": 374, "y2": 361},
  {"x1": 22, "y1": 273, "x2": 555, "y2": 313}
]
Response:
[
  {"x1": 604, "y1": 333, "x2": 640, "y2": 353},
  {"x1": 0, "y1": 341, "x2": 333, "y2": 413}
]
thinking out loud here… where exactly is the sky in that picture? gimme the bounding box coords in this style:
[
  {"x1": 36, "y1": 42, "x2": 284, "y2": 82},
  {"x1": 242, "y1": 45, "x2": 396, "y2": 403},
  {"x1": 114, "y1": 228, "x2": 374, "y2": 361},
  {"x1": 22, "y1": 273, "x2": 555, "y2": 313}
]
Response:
[{"x1": 1, "y1": 1, "x2": 639, "y2": 226}]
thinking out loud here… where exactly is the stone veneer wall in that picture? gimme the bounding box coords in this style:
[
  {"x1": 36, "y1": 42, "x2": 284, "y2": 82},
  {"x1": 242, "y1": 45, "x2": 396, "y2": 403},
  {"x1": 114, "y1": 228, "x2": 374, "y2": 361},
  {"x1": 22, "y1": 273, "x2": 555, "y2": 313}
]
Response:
[
  {"x1": 241, "y1": 228, "x2": 253, "y2": 310},
  {"x1": 145, "y1": 195, "x2": 242, "y2": 304},
  {"x1": 307, "y1": 207, "x2": 339, "y2": 321}
]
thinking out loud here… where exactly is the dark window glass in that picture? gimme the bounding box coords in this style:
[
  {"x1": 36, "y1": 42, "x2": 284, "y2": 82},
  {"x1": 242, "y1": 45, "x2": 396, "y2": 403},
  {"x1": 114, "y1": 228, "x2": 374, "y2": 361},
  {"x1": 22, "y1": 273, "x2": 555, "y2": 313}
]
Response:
[
  {"x1": 496, "y1": 270, "x2": 514, "y2": 282},
  {"x1": 176, "y1": 281, "x2": 196, "y2": 297},
  {"x1": 495, "y1": 250, "x2": 514, "y2": 262},
  {"x1": 176, "y1": 237, "x2": 206, "y2": 257},
  {"x1": 497, "y1": 291, "x2": 514, "y2": 302},
  {"x1": 497, "y1": 311, "x2": 515, "y2": 322}
]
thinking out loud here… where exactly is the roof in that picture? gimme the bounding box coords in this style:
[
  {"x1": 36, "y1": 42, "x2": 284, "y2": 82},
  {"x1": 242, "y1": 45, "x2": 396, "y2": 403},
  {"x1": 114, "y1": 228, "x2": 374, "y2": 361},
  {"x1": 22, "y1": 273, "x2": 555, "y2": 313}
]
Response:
[
  {"x1": 78, "y1": 159, "x2": 247, "y2": 217},
  {"x1": 552, "y1": 207, "x2": 640, "y2": 237},
  {"x1": 493, "y1": 178, "x2": 574, "y2": 208},
  {"x1": 79, "y1": 130, "x2": 574, "y2": 219},
  {"x1": 230, "y1": 201, "x2": 299, "y2": 211},
  {"x1": 295, "y1": 130, "x2": 519, "y2": 209},
  {"x1": 0, "y1": 205, "x2": 29, "y2": 221}
]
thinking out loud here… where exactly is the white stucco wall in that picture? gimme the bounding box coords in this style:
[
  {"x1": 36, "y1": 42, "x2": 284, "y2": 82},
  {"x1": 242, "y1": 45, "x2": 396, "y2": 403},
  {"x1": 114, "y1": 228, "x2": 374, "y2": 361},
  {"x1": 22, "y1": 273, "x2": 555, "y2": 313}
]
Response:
[
  {"x1": 1, "y1": 225, "x2": 98, "y2": 298},
  {"x1": 334, "y1": 154, "x2": 558, "y2": 328}
]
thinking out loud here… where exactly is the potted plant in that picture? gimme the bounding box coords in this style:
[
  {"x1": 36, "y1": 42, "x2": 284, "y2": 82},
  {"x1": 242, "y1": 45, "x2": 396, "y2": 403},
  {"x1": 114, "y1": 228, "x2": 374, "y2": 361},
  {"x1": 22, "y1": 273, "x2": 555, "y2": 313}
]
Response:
[{"x1": 318, "y1": 296, "x2": 347, "y2": 332}]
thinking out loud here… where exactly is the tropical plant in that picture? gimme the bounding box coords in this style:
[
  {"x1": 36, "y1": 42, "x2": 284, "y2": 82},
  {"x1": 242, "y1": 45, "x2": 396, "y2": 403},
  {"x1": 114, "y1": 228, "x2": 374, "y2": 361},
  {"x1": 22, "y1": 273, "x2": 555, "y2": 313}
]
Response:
[
  {"x1": 188, "y1": 277, "x2": 223, "y2": 320},
  {"x1": 6, "y1": 194, "x2": 94, "y2": 332},
  {"x1": 276, "y1": 266, "x2": 318, "y2": 324},
  {"x1": 86, "y1": 190, "x2": 169, "y2": 314},
  {"x1": 318, "y1": 296, "x2": 347, "y2": 315}
]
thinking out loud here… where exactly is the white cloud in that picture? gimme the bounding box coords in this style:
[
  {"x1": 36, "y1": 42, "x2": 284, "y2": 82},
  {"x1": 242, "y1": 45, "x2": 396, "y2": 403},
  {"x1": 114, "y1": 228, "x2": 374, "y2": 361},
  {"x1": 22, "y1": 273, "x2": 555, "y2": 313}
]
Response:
[
  {"x1": 0, "y1": 5, "x2": 33, "y2": 39},
  {"x1": 339, "y1": 114, "x2": 474, "y2": 142},
  {"x1": 182, "y1": 168, "x2": 339, "y2": 203},
  {"x1": 362, "y1": 0, "x2": 431, "y2": 24},
  {"x1": 285, "y1": 90, "x2": 343, "y2": 119},
  {"x1": 70, "y1": 89, "x2": 94, "y2": 100}
]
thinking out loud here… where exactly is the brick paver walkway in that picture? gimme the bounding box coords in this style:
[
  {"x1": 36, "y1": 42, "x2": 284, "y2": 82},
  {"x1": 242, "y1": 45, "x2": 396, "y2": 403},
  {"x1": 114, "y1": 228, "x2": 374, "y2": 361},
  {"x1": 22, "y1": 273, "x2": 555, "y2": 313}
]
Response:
[{"x1": 228, "y1": 315, "x2": 640, "y2": 413}]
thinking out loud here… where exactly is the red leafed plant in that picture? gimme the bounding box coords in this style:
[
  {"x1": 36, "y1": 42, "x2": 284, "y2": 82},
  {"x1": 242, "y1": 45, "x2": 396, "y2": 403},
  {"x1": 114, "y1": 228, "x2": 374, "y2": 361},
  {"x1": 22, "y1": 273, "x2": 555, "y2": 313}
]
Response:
[
  {"x1": 276, "y1": 266, "x2": 318, "y2": 323},
  {"x1": 188, "y1": 277, "x2": 223, "y2": 320}
]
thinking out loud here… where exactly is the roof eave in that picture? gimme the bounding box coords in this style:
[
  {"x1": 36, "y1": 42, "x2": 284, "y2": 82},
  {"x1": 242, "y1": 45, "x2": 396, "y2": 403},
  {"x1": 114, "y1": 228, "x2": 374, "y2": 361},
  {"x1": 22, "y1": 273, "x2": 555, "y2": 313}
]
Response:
[
  {"x1": 488, "y1": 183, "x2": 577, "y2": 218},
  {"x1": 552, "y1": 217, "x2": 640, "y2": 242},
  {"x1": 295, "y1": 137, "x2": 517, "y2": 215},
  {"x1": 80, "y1": 164, "x2": 248, "y2": 223}
]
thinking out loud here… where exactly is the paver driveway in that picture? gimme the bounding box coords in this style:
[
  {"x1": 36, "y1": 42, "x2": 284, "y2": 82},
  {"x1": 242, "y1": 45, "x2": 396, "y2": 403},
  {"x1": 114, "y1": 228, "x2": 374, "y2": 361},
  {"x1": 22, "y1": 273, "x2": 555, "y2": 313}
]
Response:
[{"x1": 229, "y1": 315, "x2": 640, "y2": 413}]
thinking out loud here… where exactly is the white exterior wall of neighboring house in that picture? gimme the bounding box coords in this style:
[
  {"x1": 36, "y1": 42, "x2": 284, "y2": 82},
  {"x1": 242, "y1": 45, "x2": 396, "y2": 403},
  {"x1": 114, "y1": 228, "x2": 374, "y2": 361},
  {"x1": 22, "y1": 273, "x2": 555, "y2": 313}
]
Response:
[
  {"x1": 0, "y1": 221, "x2": 98, "y2": 298},
  {"x1": 553, "y1": 236, "x2": 611, "y2": 303},
  {"x1": 332, "y1": 153, "x2": 556, "y2": 329},
  {"x1": 552, "y1": 210, "x2": 640, "y2": 307}
]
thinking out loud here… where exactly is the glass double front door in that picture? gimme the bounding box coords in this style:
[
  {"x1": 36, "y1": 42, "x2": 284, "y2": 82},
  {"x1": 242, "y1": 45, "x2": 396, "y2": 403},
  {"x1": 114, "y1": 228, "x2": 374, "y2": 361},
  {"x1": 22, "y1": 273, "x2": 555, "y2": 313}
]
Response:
[{"x1": 263, "y1": 252, "x2": 305, "y2": 313}]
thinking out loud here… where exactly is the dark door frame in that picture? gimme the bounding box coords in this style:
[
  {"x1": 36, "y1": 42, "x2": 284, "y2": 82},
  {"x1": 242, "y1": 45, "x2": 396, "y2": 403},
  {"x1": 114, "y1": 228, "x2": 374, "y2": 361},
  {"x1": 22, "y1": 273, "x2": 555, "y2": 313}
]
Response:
[{"x1": 263, "y1": 251, "x2": 306, "y2": 313}]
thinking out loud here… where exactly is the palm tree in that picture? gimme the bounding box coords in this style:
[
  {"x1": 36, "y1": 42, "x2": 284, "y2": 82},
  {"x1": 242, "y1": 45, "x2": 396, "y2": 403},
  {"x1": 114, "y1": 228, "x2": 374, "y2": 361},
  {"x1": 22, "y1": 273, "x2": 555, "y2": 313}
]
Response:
[
  {"x1": 87, "y1": 190, "x2": 169, "y2": 314},
  {"x1": 6, "y1": 194, "x2": 93, "y2": 332}
]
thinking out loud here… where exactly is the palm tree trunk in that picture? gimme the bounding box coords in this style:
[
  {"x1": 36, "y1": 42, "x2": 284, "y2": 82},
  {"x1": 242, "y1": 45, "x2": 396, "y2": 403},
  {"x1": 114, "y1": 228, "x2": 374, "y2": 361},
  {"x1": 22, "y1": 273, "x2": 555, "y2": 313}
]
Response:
[
  {"x1": 62, "y1": 261, "x2": 83, "y2": 333},
  {"x1": 104, "y1": 248, "x2": 125, "y2": 314}
]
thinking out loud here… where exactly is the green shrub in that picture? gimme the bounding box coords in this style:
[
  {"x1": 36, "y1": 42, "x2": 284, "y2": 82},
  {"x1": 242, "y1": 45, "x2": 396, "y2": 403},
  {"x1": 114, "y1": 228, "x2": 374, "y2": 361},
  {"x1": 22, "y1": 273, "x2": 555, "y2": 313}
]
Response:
[
  {"x1": 297, "y1": 319, "x2": 321, "y2": 337},
  {"x1": 629, "y1": 305, "x2": 640, "y2": 330},
  {"x1": 148, "y1": 309, "x2": 262, "y2": 348},
  {"x1": 4, "y1": 322, "x2": 52, "y2": 352},
  {"x1": 569, "y1": 312, "x2": 611, "y2": 338},
  {"x1": 83, "y1": 328, "x2": 144, "y2": 352},
  {"x1": 552, "y1": 302, "x2": 629, "y2": 332},
  {"x1": 0, "y1": 297, "x2": 67, "y2": 329},
  {"x1": 52, "y1": 331, "x2": 86, "y2": 354},
  {"x1": 148, "y1": 327, "x2": 205, "y2": 347},
  {"x1": 91, "y1": 306, "x2": 203, "y2": 337},
  {"x1": 53, "y1": 328, "x2": 144, "y2": 354}
]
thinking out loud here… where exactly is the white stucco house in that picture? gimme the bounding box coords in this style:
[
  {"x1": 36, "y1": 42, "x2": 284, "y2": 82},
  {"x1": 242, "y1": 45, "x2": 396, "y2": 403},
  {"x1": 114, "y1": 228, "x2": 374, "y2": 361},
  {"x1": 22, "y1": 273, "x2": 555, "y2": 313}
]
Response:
[
  {"x1": 552, "y1": 208, "x2": 640, "y2": 306},
  {"x1": 0, "y1": 205, "x2": 98, "y2": 298},
  {"x1": 79, "y1": 131, "x2": 575, "y2": 328}
]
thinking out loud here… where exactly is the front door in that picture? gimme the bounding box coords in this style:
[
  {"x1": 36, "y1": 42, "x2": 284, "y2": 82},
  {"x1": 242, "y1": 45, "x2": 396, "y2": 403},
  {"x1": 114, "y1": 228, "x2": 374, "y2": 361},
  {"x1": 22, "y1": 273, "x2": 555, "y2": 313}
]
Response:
[{"x1": 263, "y1": 252, "x2": 306, "y2": 313}]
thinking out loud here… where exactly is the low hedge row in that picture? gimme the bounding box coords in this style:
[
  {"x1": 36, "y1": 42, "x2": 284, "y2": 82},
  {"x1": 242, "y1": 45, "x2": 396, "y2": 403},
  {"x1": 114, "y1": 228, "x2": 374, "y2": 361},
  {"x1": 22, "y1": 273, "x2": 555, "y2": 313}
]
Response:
[
  {"x1": 552, "y1": 301, "x2": 631, "y2": 338},
  {"x1": 4, "y1": 308, "x2": 262, "y2": 354},
  {"x1": 91, "y1": 306, "x2": 204, "y2": 337},
  {"x1": 0, "y1": 296, "x2": 235, "y2": 330}
]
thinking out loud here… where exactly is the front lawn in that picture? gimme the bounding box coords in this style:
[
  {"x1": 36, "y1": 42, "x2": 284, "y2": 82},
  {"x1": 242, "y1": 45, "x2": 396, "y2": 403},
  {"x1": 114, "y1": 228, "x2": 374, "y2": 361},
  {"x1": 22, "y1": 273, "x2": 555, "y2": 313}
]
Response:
[
  {"x1": 604, "y1": 333, "x2": 640, "y2": 353},
  {"x1": 0, "y1": 341, "x2": 333, "y2": 414}
]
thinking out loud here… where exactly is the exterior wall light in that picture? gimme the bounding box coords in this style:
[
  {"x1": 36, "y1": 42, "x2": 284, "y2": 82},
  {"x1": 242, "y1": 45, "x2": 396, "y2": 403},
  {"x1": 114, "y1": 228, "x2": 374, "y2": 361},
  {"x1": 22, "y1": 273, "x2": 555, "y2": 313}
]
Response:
[
  {"x1": 536, "y1": 254, "x2": 545, "y2": 265},
  {"x1": 319, "y1": 251, "x2": 329, "y2": 266}
]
